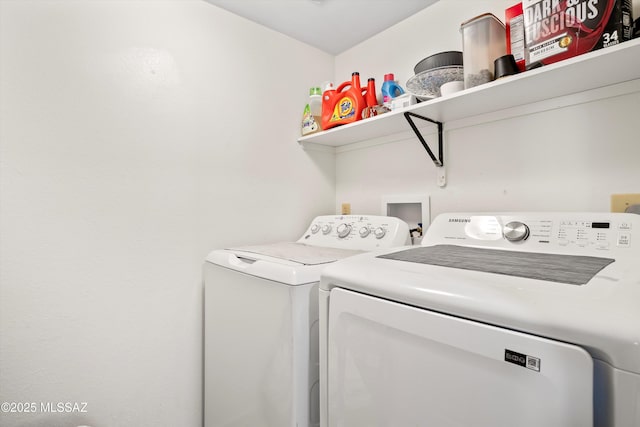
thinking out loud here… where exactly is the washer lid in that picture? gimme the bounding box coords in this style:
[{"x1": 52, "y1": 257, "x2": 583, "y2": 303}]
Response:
[
  {"x1": 226, "y1": 242, "x2": 363, "y2": 265},
  {"x1": 379, "y1": 244, "x2": 615, "y2": 285},
  {"x1": 205, "y1": 243, "x2": 363, "y2": 286},
  {"x1": 320, "y1": 246, "x2": 640, "y2": 374}
]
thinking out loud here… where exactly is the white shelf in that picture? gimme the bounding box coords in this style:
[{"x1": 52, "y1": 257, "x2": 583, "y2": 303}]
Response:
[{"x1": 298, "y1": 38, "x2": 640, "y2": 148}]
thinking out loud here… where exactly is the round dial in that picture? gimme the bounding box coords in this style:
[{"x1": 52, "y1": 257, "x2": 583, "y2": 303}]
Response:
[
  {"x1": 359, "y1": 227, "x2": 371, "y2": 238},
  {"x1": 310, "y1": 224, "x2": 320, "y2": 234},
  {"x1": 337, "y1": 223, "x2": 352, "y2": 238},
  {"x1": 503, "y1": 221, "x2": 530, "y2": 242},
  {"x1": 374, "y1": 227, "x2": 386, "y2": 239},
  {"x1": 321, "y1": 224, "x2": 332, "y2": 235}
]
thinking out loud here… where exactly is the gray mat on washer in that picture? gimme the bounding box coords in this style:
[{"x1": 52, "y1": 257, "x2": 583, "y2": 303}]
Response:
[{"x1": 378, "y1": 244, "x2": 614, "y2": 285}]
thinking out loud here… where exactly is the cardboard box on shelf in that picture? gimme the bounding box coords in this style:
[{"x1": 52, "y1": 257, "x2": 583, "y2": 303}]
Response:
[
  {"x1": 522, "y1": 0, "x2": 633, "y2": 67},
  {"x1": 506, "y1": 3, "x2": 527, "y2": 72}
]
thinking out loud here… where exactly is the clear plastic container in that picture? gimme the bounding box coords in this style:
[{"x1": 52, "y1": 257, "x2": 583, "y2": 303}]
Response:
[{"x1": 460, "y1": 13, "x2": 506, "y2": 89}]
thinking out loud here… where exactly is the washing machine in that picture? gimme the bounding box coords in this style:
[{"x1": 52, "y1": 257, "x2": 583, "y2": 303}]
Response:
[
  {"x1": 319, "y1": 212, "x2": 640, "y2": 427},
  {"x1": 204, "y1": 215, "x2": 410, "y2": 427}
]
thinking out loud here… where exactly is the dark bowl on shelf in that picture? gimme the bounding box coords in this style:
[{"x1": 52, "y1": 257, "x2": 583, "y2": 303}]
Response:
[{"x1": 414, "y1": 51, "x2": 463, "y2": 75}]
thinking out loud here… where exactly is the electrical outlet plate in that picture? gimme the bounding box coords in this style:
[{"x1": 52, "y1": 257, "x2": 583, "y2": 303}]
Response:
[
  {"x1": 341, "y1": 203, "x2": 351, "y2": 215},
  {"x1": 610, "y1": 193, "x2": 640, "y2": 213}
]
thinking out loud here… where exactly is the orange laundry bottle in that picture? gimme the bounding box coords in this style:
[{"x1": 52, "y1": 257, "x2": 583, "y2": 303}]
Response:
[
  {"x1": 321, "y1": 72, "x2": 366, "y2": 130},
  {"x1": 361, "y1": 77, "x2": 380, "y2": 119}
]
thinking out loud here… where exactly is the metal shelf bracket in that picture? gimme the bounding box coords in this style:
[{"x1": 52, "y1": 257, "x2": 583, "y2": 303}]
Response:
[{"x1": 403, "y1": 112, "x2": 444, "y2": 167}]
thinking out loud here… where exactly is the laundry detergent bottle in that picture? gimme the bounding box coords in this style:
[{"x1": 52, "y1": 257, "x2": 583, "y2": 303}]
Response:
[
  {"x1": 301, "y1": 87, "x2": 322, "y2": 136},
  {"x1": 361, "y1": 77, "x2": 381, "y2": 118},
  {"x1": 381, "y1": 73, "x2": 405, "y2": 108},
  {"x1": 363, "y1": 78, "x2": 378, "y2": 108},
  {"x1": 321, "y1": 72, "x2": 366, "y2": 130}
]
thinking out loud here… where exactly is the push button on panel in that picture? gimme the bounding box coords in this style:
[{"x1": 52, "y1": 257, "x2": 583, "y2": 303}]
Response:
[{"x1": 617, "y1": 232, "x2": 631, "y2": 247}]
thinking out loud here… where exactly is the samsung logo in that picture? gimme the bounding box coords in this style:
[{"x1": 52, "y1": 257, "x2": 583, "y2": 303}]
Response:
[{"x1": 448, "y1": 218, "x2": 471, "y2": 223}]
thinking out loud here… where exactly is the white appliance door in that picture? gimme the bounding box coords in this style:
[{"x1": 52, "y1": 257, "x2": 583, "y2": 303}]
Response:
[
  {"x1": 327, "y1": 288, "x2": 593, "y2": 427},
  {"x1": 205, "y1": 263, "x2": 318, "y2": 427}
]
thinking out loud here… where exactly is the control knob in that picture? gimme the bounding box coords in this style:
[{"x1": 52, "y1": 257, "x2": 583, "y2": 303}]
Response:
[
  {"x1": 503, "y1": 221, "x2": 530, "y2": 242},
  {"x1": 359, "y1": 227, "x2": 371, "y2": 238},
  {"x1": 337, "y1": 223, "x2": 352, "y2": 238},
  {"x1": 321, "y1": 224, "x2": 332, "y2": 235},
  {"x1": 310, "y1": 224, "x2": 320, "y2": 234},
  {"x1": 374, "y1": 227, "x2": 386, "y2": 239}
]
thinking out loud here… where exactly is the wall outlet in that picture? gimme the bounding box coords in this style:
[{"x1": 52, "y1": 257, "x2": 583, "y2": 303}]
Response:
[
  {"x1": 341, "y1": 203, "x2": 351, "y2": 215},
  {"x1": 610, "y1": 193, "x2": 640, "y2": 213}
]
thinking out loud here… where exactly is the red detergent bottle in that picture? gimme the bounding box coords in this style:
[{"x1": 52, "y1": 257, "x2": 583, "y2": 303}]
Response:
[{"x1": 321, "y1": 72, "x2": 366, "y2": 130}]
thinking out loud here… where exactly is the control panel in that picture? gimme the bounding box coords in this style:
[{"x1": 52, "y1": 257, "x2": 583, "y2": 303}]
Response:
[
  {"x1": 299, "y1": 215, "x2": 410, "y2": 250},
  {"x1": 423, "y1": 213, "x2": 639, "y2": 256}
]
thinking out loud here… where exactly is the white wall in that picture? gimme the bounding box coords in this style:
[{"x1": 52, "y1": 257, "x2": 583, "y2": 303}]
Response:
[
  {"x1": 334, "y1": 0, "x2": 640, "y2": 222},
  {"x1": 0, "y1": 1, "x2": 334, "y2": 426}
]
